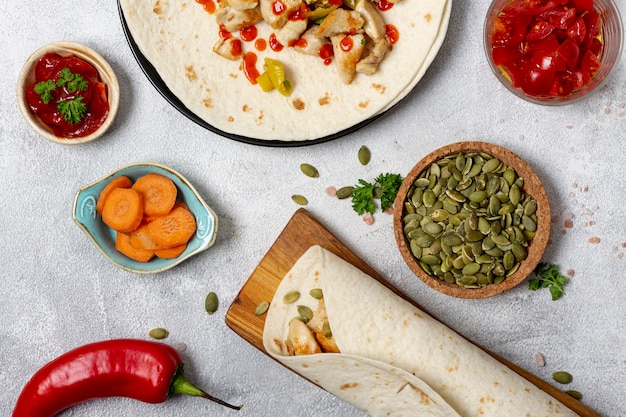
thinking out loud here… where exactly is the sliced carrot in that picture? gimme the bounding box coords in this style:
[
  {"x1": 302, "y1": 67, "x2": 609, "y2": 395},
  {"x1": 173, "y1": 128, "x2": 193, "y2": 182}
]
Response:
[
  {"x1": 147, "y1": 206, "x2": 197, "y2": 248},
  {"x1": 129, "y1": 223, "x2": 160, "y2": 250},
  {"x1": 101, "y1": 187, "x2": 144, "y2": 233},
  {"x1": 96, "y1": 175, "x2": 132, "y2": 215},
  {"x1": 115, "y1": 232, "x2": 155, "y2": 262},
  {"x1": 154, "y1": 243, "x2": 187, "y2": 259},
  {"x1": 132, "y1": 173, "x2": 177, "y2": 217},
  {"x1": 142, "y1": 201, "x2": 189, "y2": 224}
]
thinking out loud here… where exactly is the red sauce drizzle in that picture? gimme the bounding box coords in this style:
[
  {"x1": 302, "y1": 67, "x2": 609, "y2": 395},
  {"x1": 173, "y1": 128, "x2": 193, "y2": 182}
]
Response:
[
  {"x1": 293, "y1": 38, "x2": 308, "y2": 49},
  {"x1": 255, "y1": 38, "x2": 267, "y2": 51},
  {"x1": 272, "y1": 0, "x2": 286, "y2": 15},
  {"x1": 243, "y1": 52, "x2": 260, "y2": 84},
  {"x1": 340, "y1": 35, "x2": 354, "y2": 52},
  {"x1": 195, "y1": 0, "x2": 216, "y2": 14},
  {"x1": 288, "y1": 4, "x2": 310, "y2": 21},
  {"x1": 219, "y1": 24, "x2": 232, "y2": 39},
  {"x1": 386, "y1": 24, "x2": 399, "y2": 44},
  {"x1": 269, "y1": 33, "x2": 284, "y2": 52},
  {"x1": 25, "y1": 53, "x2": 109, "y2": 138},
  {"x1": 329, "y1": 0, "x2": 342, "y2": 5},
  {"x1": 318, "y1": 44, "x2": 334, "y2": 65},
  {"x1": 240, "y1": 25, "x2": 258, "y2": 42},
  {"x1": 230, "y1": 39, "x2": 243, "y2": 57},
  {"x1": 377, "y1": 0, "x2": 394, "y2": 11}
]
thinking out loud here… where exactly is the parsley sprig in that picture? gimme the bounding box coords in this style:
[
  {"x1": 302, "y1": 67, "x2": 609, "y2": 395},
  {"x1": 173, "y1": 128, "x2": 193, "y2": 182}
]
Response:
[
  {"x1": 33, "y1": 68, "x2": 89, "y2": 124},
  {"x1": 351, "y1": 173, "x2": 403, "y2": 215},
  {"x1": 529, "y1": 263, "x2": 567, "y2": 300}
]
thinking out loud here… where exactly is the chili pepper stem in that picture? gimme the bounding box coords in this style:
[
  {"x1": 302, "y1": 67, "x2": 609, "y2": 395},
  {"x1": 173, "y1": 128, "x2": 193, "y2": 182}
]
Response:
[{"x1": 170, "y1": 366, "x2": 242, "y2": 410}]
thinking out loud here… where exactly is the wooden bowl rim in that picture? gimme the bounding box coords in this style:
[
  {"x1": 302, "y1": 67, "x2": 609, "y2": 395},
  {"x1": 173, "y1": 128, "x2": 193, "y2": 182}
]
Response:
[{"x1": 393, "y1": 141, "x2": 551, "y2": 298}]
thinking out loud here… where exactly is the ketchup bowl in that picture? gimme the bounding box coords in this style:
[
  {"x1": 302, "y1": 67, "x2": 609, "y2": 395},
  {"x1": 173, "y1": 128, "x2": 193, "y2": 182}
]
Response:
[
  {"x1": 484, "y1": 0, "x2": 623, "y2": 105},
  {"x1": 17, "y1": 42, "x2": 120, "y2": 144}
]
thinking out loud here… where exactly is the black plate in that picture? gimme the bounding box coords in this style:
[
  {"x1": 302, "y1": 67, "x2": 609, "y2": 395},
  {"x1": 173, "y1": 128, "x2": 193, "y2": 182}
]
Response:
[{"x1": 117, "y1": 1, "x2": 386, "y2": 147}]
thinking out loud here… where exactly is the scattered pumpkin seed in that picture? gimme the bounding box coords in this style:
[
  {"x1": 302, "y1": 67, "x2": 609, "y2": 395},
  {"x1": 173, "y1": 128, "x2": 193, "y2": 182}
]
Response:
[
  {"x1": 149, "y1": 327, "x2": 169, "y2": 340},
  {"x1": 552, "y1": 371, "x2": 573, "y2": 384},
  {"x1": 401, "y1": 152, "x2": 538, "y2": 289},
  {"x1": 565, "y1": 390, "x2": 582, "y2": 400},
  {"x1": 300, "y1": 163, "x2": 319, "y2": 178},
  {"x1": 297, "y1": 305, "x2": 313, "y2": 322},
  {"x1": 322, "y1": 320, "x2": 332, "y2": 338},
  {"x1": 255, "y1": 301, "x2": 270, "y2": 316},
  {"x1": 336, "y1": 186, "x2": 354, "y2": 200},
  {"x1": 309, "y1": 288, "x2": 323, "y2": 299},
  {"x1": 283, "y1": 291, "x2": 301, "y2": 304},
  {"x1": 358, "y1": 145, "x2": 371, "y2": 165},
  {"x1": 291, "y1": 195, "x2": 308, "y2": 205},
  {"x1": 205, "y1": 292, "x2": 218, "y2": 315}
]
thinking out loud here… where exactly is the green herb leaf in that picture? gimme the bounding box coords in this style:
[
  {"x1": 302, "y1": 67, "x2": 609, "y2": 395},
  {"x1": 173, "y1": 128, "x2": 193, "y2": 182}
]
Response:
[
  {"x1": 351, "y1": 173, "x2": 403, "y2": 216},
  {"x1": 34, "y1": 80, "x2": 57, "y2": 104},
  {"x1": 351, "y1": 179, "x2": 376, "y2": 215},
  {"x1": 56, "y1": 68, "x2": 88, "y2": 92},
  {"x1": 375, "y1": 173, "x2": 403, "y2": 212},
  {"x1": 529, "y1": 263, "x2": 567, "y2": 300},
  {"x1": 57, "y1": 96, "x2": 88, "y2": 124}
]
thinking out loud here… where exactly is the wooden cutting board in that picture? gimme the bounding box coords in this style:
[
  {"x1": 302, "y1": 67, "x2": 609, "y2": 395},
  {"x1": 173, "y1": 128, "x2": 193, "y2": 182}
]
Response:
[{"x1": 225, "y1": 208, "x2": 599, "y2": 417}]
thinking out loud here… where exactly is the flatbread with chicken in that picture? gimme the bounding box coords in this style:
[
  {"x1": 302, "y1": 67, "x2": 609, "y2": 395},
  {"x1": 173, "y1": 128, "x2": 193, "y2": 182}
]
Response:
[
  {"x1": 119, "y1": 0, "x2": 451, "y2": 141},
  {"x1": 263, "y1": 245, "x2": 580, "y2": 416}
]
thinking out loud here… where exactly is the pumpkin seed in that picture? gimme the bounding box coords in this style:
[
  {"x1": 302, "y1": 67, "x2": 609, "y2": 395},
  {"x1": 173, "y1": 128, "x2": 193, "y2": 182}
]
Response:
[
  {"x1": 309, "y1": 288, "x2": 323, "y2": 299},
  {"x1": 297, "y1": 305, "x2": 313, "y2": 322},
  {"x1": 254, "y1": 301, "x2": 270, "y2": 316},
  {"x1": 205, "y1": 292, "x2": 219, "y2": 315},
  {"x1": 552, "y1": 371, "x2": 573, "y2": 385},
  {"x1": 322, "y1": 320, "x2": 332, "y2": 338},
  {"x1": 300, "y1": 163, "x2": 319, "y2": 178},
  {"x1": 336, "y1": 186, "x2": 354, "y2": 199},
  {"x1": 565, "y1": 390, "x2": 582, "y2": 400},
  {"x1": 283, "y1": 291, "x2": 301, "y2": 304},
  {"x1": 358, "y1": 145, "x2": 371, "y2": 165},
  {"x1": 291, "y1": 195, "x2": 308, "y2": 205},
  {"x1": 149, "y1": 327, "x2": 169, "y2": 340}
]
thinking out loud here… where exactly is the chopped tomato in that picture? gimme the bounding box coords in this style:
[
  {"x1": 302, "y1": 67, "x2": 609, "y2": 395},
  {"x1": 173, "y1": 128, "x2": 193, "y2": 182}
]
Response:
[
  {"x1": 490, "y1": 0, "x2": 604, "y2": 99},
  {"x1": 580, "y1": 49, "x2": 601, "y2": 83},
  {"x1": 526, "y1": 20, "x2": 555, "y2": 40},
  {"x1": 566, "y1": 16, "x2": 587, "y2": 44},
  {"x1": 553, "y1": 37, "x2": 581, "y2": 70}
]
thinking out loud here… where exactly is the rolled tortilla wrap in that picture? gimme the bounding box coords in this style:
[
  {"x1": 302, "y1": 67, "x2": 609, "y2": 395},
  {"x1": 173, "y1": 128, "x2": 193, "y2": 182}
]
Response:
[{"x1": 263, "y1": 245, "x2": 579, "y2": 417}]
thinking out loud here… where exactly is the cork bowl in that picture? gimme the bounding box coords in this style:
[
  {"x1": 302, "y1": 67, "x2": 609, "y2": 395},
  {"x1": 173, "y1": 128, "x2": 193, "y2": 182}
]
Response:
[{"x1": 393, "y1": 141, "x2": 550, "y2": 298}]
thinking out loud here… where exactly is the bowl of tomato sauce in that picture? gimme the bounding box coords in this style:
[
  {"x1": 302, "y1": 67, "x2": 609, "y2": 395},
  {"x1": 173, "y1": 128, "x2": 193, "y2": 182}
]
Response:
[
  {"x1": 17, "y1": 42, "x2": 120, "y2": 144},
  {"x1": 484, "y1": 0, "x2": 623, "y2": 105}
]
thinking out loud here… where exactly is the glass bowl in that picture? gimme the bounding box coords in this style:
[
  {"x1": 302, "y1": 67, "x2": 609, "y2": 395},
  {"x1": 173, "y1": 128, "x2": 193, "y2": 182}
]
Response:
[
  {"x1": 393, "y1": 141, "x2": 551, "y2": 298},
  {"x1": 484, "y1": 0, "x2": 623, "y2": 105}
]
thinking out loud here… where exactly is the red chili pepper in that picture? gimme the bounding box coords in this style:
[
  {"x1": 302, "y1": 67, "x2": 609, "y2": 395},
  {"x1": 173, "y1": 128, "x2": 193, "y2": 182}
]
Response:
[{"x1": 12, "y1": 339, "x2": 241, "y2": 416}]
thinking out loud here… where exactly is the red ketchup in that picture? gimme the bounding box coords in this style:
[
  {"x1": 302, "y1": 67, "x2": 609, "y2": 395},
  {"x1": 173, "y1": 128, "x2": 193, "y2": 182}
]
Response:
[{"x1": 25, "y1": 53, "x2": 109, "y2": 138}]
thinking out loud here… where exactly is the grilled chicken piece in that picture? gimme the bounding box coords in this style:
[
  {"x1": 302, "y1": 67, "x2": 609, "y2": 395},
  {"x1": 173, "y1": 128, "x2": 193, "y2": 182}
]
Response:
[
  {"x1": 215, "y1": 5, "x2": 263, "y2": 32},
  {"x1": 213, "y1": 37, "x2": 243, "y2": 60},
  {"x1": 355, "y1": 0, "x2": 386, "y2": 41},
  {"x1": 285, "y1": 318, "x2": 322, "y2": 356},
  {"x1": 293, "y1": 25, "x2": 331, "y2": 56},
  {"x1": 222, "y1": 0, "x2": 259, "y2": 10},
  {"x1": 315, "y1": 8, "x2": 364, "y2": 38},
  {"x1": 356, "y1": 37, "x2": 388, "y2": 75},
  {"x1": 306, "y1": 298, "x2": 340, "y2": 353},
  {"x1": 259, "y1": 0, "x2": 304, "y2": 29},
  {"x1": 274, "y1": 18, "x2": 308, "y2": 47},
  {"x1": 330, "y1": 32, "x2": 366, "y2": 84}
]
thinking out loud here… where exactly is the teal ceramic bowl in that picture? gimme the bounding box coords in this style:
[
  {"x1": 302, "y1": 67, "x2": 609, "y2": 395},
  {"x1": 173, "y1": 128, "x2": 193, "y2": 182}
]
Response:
[{"x1": 72, "y1": 162, "x2": 218, "y2": 273}]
